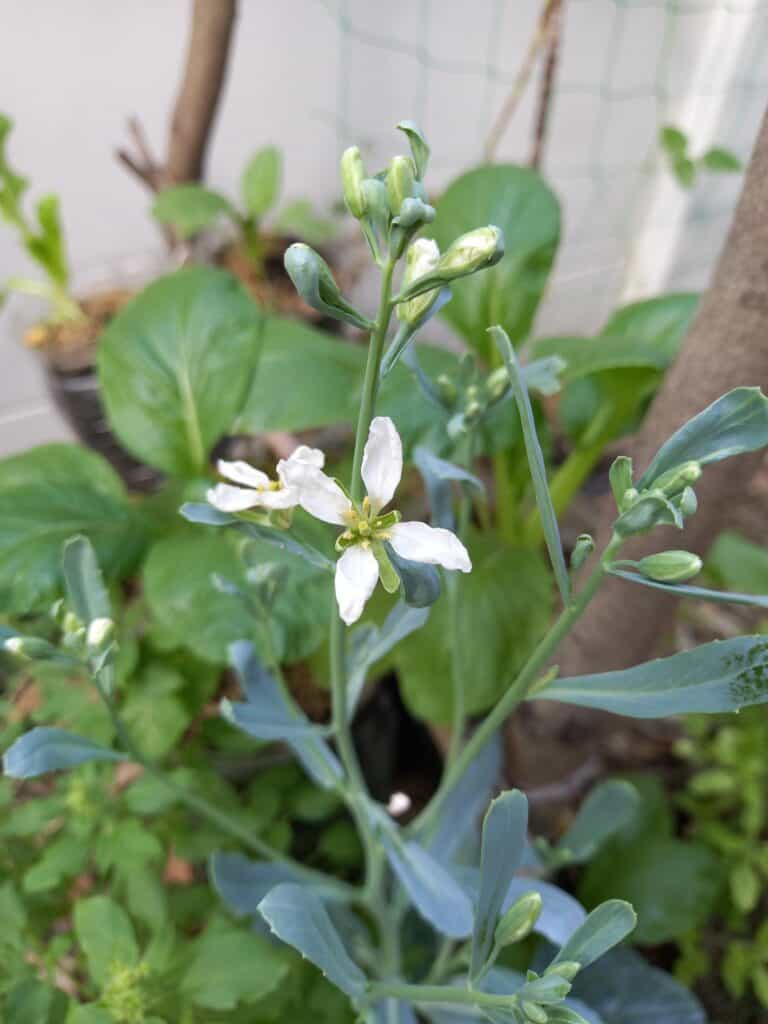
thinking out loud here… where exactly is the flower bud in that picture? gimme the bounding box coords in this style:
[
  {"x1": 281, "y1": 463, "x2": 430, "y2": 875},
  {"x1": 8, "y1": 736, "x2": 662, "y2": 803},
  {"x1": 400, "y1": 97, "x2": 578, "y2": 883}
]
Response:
[
  {"x1": 609, "y1": 456, "x2": 633, "y2": 510},
  {"x1": 285, "y1": 243, "x2": 373, "y2": 330},
  {"x1": 62, "y1": 611, "x2": 82, "y2": 636},
  {"x1": 340, "y1": 146, "x2": 367, "y2": 219},
  {"x1": 393, "y1": 196, "x2": 435, "y2": 229},
  {"x1": 570, "y1": 534, "x2": 594, "y2": 572},
  {"x1": 652, "y1": 460, "x2": 702, "y2": 497},
  {"x1": 636, "y1": 550, "x2": 703, "y2": 583},
  {"x1": 4, "y1": 636, "x2": 60, "y2": 661},
  {"x1": 397, "y1": 238, "x2": 441, "y2": 325},
  {"x1": 485, "y1": 366, "x2": 510, "y2": 402},
  {"x1": 436, "y1": 374, "x2": 458, "y2": 407},
  {"x1": 494, "y1": 891, "x2": 542, "y2": 949},
  {"x1": 522, "y1": 1003, "x2": 548, "y2": 1024},
  {"x1": 544, "y1": 961, "x2": 581, "y2": 982},
  {"x1": 386, "y1": 155, "x2": 416, "y2": 216},
  {"x1": 676, "y1": 485, "x2": 698, "y2": 518},
  {"x1": 86, "y1": 617, "x2": 116, "y2": 654},
  {"x1": 438, "y1": 226, "x2": 504, "y2": 278}
]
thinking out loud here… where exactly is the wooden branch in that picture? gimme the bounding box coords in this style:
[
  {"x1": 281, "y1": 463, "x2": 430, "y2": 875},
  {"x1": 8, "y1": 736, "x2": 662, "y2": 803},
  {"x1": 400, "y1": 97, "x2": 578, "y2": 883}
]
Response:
[
  {"x1": 167, "y1": 0, "x2": 238, "y2": 184},
  {"x1": 484, "y1": 0, "x2": 560, "y2": 164},
  {"x1": 116, "y1": 115, "x2": 168, "y2": 193},
  {"x1": 529, "y1": 0, "x2": 563, "y2": 169}
]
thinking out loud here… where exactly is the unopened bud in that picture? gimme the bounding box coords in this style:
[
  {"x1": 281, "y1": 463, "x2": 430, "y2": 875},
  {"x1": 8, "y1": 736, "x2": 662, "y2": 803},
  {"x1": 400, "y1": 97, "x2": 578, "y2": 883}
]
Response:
[
  {"x1": 386, "y1": 155, "x2": 416, "y2": 216},
  {"x1": 636, "y1": 550, "x2": 703, "y2": 583},
  {"x1": 436, "y1": 374, "x2": 458, "y2": 406},
  {"x1": 438, "y1": 226, "x2": 504, "y2": 278},
  {"x1": 522, "y1": 1004, "x2": 548, "y2": 1024},
  {"x1": 570, "y1": 534, "x2": 594, "y2": 572},
  {"x1": 86, "y1": 617, "x2": 116, "y2": 654},
  {"x1": 485, "y1": 366, "x2": 510, "y2": 402},
  {"x1": 494, "y1": 891, "x2": 542, "y2": 949},
  {"x1": 609, "y1": 456, "x2": 634, "y2": 510},
  {"x1": 676, "y1": 485, "x2": 698, "y2": 518},
  {"x1": 652, "y1": 460, "x2": 702, "y2": 497},
  {"x1": 4, "y1": 636, "x2": 60, "y2": 661},
  {"x1": 397, "y1": 238, "x2": 441, "y2": 325},
  {"x1": 545, "y1": 961, "x2": 581, "y2": 982},
  {"x1": 340, "y1": 146, "x2": 367, "y2": 218},
  {"x1": 62, "y1": 611, "x2": 82, "y2": 635}
]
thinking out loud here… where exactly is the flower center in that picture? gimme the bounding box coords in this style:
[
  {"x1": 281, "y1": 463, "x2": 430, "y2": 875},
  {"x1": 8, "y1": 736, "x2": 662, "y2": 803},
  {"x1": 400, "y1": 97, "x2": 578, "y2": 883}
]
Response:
[{"x1": 337, "y1": 497, "x2": 401, "y2": 551}]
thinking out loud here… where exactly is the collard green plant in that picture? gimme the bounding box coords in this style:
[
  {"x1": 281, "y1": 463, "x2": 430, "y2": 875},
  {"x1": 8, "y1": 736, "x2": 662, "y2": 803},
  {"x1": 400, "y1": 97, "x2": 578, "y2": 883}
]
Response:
[
  {"x1": 6, "y1": 120, "x2": 768, "y2": 1023},
  {"x1": 151, "y1": 145, "x2": 335, "y2": 270},
  {"x1": 0, "y1": 112, "x2": 81, "y2": 320}
]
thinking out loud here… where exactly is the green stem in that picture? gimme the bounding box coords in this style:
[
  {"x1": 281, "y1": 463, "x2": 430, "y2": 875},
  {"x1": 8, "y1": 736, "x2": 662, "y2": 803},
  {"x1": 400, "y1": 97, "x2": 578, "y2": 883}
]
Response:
[
  {"x1": 412, "y1": 533, "x2": 623, "y2": 836},
  {"x1": 367, "y1": 982, "x2": 516, "y2": 1009},
  {"x1": 350, "y1": 259, "x2": 396, "y2": 503}
]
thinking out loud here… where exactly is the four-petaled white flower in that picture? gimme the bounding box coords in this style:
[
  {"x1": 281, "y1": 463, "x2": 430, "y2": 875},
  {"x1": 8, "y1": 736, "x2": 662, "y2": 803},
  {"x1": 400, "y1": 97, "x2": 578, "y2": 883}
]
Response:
[
  {"x1": 291, "y1": 416, "x2": 471, "y2": 625},
  {"x1": 207, "y1": 445, "x2": 325, "y2": 513}
]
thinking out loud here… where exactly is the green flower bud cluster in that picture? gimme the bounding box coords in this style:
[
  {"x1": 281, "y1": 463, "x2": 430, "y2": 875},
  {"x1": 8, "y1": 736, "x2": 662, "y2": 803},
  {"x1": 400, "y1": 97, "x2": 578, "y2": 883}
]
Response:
[{"x1": 610, "y1": 455, "x2": 702, "y2": 539}]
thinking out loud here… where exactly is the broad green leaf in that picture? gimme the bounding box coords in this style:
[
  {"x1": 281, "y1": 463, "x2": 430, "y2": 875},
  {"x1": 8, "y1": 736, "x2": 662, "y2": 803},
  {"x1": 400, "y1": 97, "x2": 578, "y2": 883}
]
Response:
[
  {"x1": 347, "y1": 602, "x2": 429, "y2": 715},
  {"x1": 180, "y1": 916, "x2": 290, "y2": 1009},
  {"x1": 608, "y1": 567, "x2": 768, "y2": 610},
  {"x1": 396, "y1": 534, "x2": 552, "y2": 722},
  {"x1": 708, "y1": 530, "x2": 768, "y2": 594},
  {"x1": 4, "y1": 978, "x2": 69, "y2": 1024},
  {"x1": 68, "y1": 1009, "x2": 114, "y2": 1024},
  {"x1": 0, "y1": 444, "x2": 145, "y2": 613},
  {"x1": 379, "y1": 832, "x2": 474, "y2": 938},
  {"x1": 23, "y1": 834, "x2": 87, "y2": 893},
  {"x1": 537, "y1": 635, "x2": 768, "y2": 717},
  {"x1": 572, "y1": 948, "x2": 706, "y2": 1023},
  {"x1": 551, "y1": 900, "x2": 636, "y2": 970},
  {"x1": 259, "y1": 883, "x2": 368, "y2": 998},
  {"x1": 211, "y1": 852, "x2": 301, "y2": 916},
  {"x1": 600, "y1": 293, "x2": 698, "y2": 360},
  {"x1": 74, "y1": 896, "x2": 139, "y2": 986},
  {"x1": 241, "y1": 146, "x2": 282, "y2": 219},
  {"x1": 61, "y1": 534, "x2": 110, "y2": 624},
  {"x1": 639, "y1": 387, "x2": 768, "y2": 488},
  {"x1": 493, "y1": 326, "x2": 569, "y2": 604},
  {"x1": 471, "y1": 791, "x2": 529, "y2": 977},
  {"x1": 226, "y1": 640, "x2": 342, "y2": 788},
  {"x1": 238, "y1": 316, "x2": 364, "y2": 432},
  {"x1": 555, "y1": 780, "x2": 640, "y2": 863},
  {"x1": 98, "y1": 267, "x2": 264, "y2": 475},
  {"x1": 122, "y1": 685, "x2": 190, "y2": 760},
  {"x1": 430, "y1": 165, "x2": 560, "y2": 357},
  {"x1": 659, "y1": 125, "x2": 687, "y2": 157},
  {"x1": 152, "y1": 184, "x2": 236, "y2": 238},
  {"x1": 3, "y1": 727, "x2": 124, "y2": 778},
  {"x1": 701, "y1": 146, "x2": 741, "y2": 173}
]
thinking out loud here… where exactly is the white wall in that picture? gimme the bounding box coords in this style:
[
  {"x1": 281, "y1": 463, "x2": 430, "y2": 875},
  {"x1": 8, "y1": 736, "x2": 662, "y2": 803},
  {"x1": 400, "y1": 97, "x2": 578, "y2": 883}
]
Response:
[{"x1": 2, "y1": 0, "x2": 766, "y2": 455}]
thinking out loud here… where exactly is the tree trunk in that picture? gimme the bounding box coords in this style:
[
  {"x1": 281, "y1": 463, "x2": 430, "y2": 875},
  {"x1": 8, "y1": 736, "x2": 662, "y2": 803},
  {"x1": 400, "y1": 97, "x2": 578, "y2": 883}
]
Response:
[
  {"x1": 560, "y1": 105, "x2": 768, "y2": 675},
  {"x1": 166, "y1": 0, "x2": 238, "y2": 184}
]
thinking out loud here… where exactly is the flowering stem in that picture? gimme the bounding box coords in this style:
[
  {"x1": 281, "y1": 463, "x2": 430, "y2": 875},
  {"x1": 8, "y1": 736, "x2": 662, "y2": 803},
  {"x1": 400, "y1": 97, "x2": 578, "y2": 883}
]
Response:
[
  {"x1": 412, "y1": 533, "x2": 624, "y2": 836},
  {"x1": 350, "y1": 258, "x2": 396, "y2": 504},
  {"x1": 367, "y1": 982, "x2": 516, "y2": 1010}
]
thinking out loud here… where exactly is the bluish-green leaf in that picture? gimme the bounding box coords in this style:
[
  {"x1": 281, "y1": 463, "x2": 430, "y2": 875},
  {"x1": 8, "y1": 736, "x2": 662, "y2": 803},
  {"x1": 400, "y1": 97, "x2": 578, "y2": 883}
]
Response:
[
  {"x1": 374, "y1": 999, "x2": 419, "y2": 1024},
  {"x1": 347, "y1": 602, "x2": 429, "y2": 714},
  {"x1": 430, "y1": 165, "x2": 559, "y2": 357},
  {"x1": 258, "y1": 883, "x2": 367, "y2": 999},
  {"x1": 98, "y1": 267, "x2": 264, "y2": 475},
  {"x1": 380, "y1": 832, "x2": 474, "y2": 938},
  {"x1": 210, "y1": 852, "x2": 302, "y2": 917},
  {"x1": 492, "y1": 326, "x2": 569, "y2": 604},
  {"x1": 4, "y1": 728, "x2": 125, "y2": 779},
  {"x1": 555, "y1": 781, "x2": 640, "y2": 864},
  {"x1": 537, "y1": 635, "x2": 768, "y2": 717},
  {"x1": 639, "y1": 387, "x2": 768, "y2": 488},
  {"x1": 179, "y1": 502, "x2": 236, "y2": 526},
  {"x1": 227, "y1": 640, "x2": 342, "y2": 788},
  {"x1": 61, "y1": 535, "x2": 111, "y2": 624},
  {"x1": 550, "y1": 900, "x2": 636, "y2": 970},
  {"x1": 414, "y1": 447, "x2": 485, "y2": 531},
  {"x1": 609, "y1": 566, "x2": 768, "y2": 610},
  {"x1": 386, "y1": 544, "x2": 442, "y2": 608},
  {"x1": 471, "y1": 791, "x2": 529, "y2": 977}
]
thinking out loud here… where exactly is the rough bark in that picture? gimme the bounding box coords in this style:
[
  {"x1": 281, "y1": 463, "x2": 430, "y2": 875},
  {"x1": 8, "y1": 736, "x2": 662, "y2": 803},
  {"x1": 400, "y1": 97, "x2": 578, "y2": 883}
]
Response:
[{"x1": 560, "y1": 105, "x2": 768, "y2": 675}]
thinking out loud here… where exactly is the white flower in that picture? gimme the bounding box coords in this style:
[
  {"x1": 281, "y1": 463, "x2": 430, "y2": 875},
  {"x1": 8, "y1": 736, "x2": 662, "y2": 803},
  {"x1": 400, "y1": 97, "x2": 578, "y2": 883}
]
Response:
[
  {"x1": 207, "y1": 445, "x2": 325, "y2": 513},
  {"x1": 290, "y1": 416, "x2": 471, "y2": 625}
]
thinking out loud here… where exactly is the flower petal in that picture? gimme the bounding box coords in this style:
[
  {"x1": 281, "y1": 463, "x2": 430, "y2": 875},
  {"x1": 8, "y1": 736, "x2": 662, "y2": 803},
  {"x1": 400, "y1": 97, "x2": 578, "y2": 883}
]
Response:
[
  {"x1": 287, "y1": 445, "x2": 325, "y2": 469},
  {"x1": 362, "y1": 416, "x2": 402, "y2": 512},
  {"x1": 207, "y1": 483, "x2": 262, "y2": 513},
  {"x1": 335, "y1": 545, "x2": 380, "y2": 625},
  {"x1": 388, "y1": 521, "x2": 472, "y2": 572},
  {"x1": 217, "y1": 459, "x2": 270, "y2": 489},
  {"x1": 254, "y1": 487, "x2": 299, "y2": 510},
  {"x1": 297, "y1": 470, "x2": 352, "y2": 525},
  {"x1": 277, "y1": 445, "x2": 325, "y2": 490}
]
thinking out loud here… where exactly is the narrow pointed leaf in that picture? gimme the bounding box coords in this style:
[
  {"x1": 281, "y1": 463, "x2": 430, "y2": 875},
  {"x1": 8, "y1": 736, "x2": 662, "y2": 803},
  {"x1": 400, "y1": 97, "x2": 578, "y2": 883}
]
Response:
[
  {"x1": 491, "y1": 326, "x2": 569, "y2": 604},
  {"x1": 227, "y1": 641, "x2": 342, "y2": 787},
  {"x1": 639, "y1": 387, "x2": 768, "y2": 488},
  {"x1": 414, "y1": 447, "x2": 485, "y2": 531},
  {"x1": 609, "y1": 567, "x2": 768, "y2": 609},
  {"x1": 535, "y1": 635, "x2": 768, "y2": 717},
  {"x1": 380, "y1": 832, "x2": 474, "y2": 938},
  {"x1": 347, "y1": 602, "x2": 429, "y2": 715},
  {"x1": 242, "y1": 522, "x2": 335, "y2": 572},
  {"x1": 180, "y1": 502, "x2": 237, "y2": 526},
  {"x1": 258, "y1": 883, "x2": 367, "y2": 998},
  {"x1": 471, "y1": 791, "x2": 529, "y2": 977},
  {"x1": 556, "y1": 781, "x2": 640, "y2": 863},
  {"x1": 4, "y1": 728, "x2": 125, "y2": 778},
  {"x1": 551, "y1": 900, "x2": 636, "y2": 969},
  {"x1": 62, "y1": 535, "x2": 111, "y2": 623}
]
